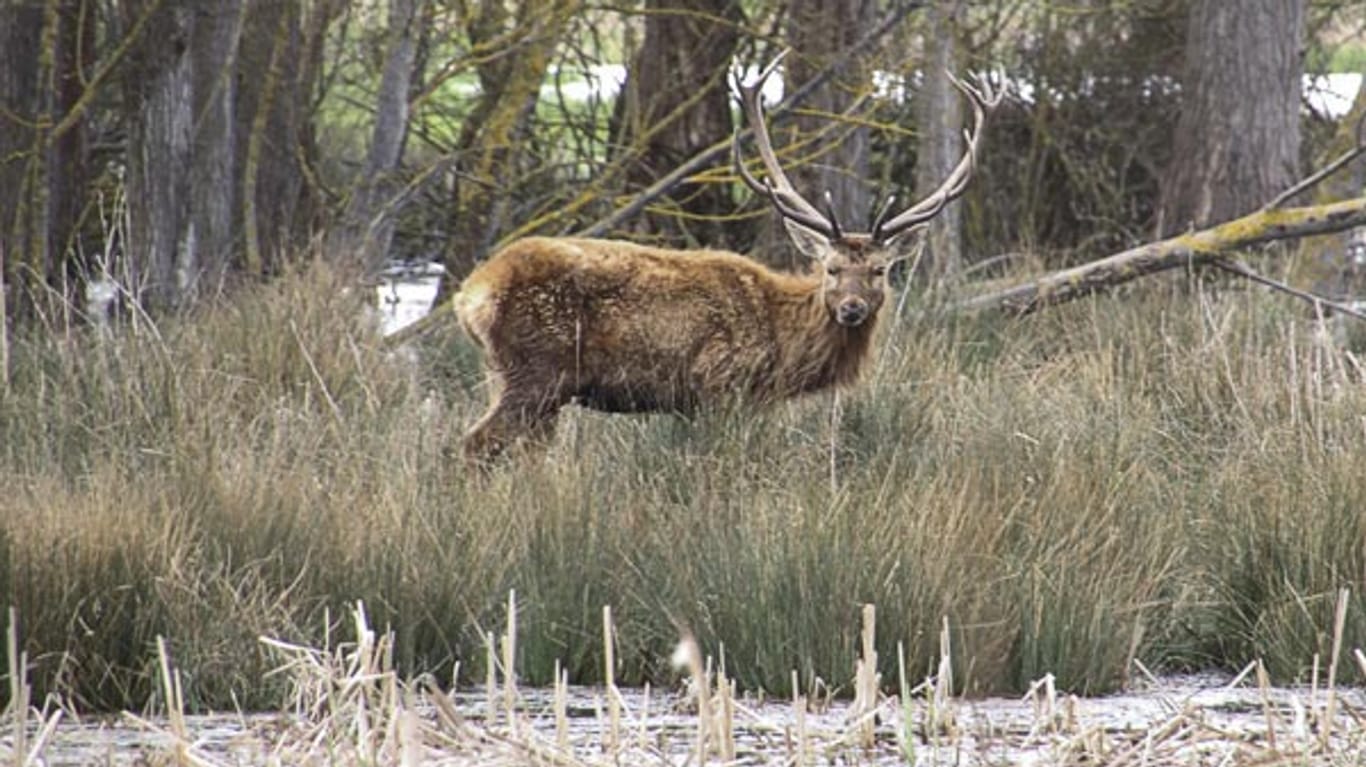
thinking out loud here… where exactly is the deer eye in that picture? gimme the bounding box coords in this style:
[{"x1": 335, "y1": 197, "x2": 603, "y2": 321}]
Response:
[
  {"x1": 826, "y1": 265, "x2": 842, "y2": 276},
  {"x1": 871, "y1": 265, "x2": 887, "y2": 277}
]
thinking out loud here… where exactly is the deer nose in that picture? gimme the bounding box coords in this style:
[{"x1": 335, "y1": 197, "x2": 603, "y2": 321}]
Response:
[{"x1": 836, "y1": 297, "x2": 869, "y2": 326}]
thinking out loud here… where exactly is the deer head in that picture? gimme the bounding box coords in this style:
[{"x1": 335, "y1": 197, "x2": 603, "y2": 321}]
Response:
[{"x1": 733, "y1": 52, "x2": 1002, "y2": 326}]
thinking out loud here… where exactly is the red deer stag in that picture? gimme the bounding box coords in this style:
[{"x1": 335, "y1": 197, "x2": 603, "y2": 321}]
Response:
[{"x1": 454, "y1": 59, "x2": 1000, "y2": 463}]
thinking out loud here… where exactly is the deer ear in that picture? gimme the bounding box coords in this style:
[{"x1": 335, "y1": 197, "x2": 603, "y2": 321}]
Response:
[
  {"x1": 879, "y1": 225, "x2": 926, "y2": 263},
  {"x1": 782, "y1": 219, "x2": 831, "y2": 259}
]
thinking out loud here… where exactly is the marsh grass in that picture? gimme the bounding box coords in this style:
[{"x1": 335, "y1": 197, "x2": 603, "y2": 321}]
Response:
[{"x1": 2, "y1": 262, "x2": 1365, "y2": 712}]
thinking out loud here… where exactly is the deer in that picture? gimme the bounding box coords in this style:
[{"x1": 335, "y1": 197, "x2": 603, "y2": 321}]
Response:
[{"x1": 453, "y1": 57, "x2": 1000, "y2": 464}]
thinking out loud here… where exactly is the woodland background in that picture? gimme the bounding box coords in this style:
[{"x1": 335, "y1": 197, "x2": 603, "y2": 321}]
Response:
[{"x1": 3, "y1": 0, "x2": 1363, "y2": 324}]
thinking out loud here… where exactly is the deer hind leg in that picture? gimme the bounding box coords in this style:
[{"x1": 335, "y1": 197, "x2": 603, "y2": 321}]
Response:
[{"x1": 462, "y1": 382, "x2": 565, "y2": 466}]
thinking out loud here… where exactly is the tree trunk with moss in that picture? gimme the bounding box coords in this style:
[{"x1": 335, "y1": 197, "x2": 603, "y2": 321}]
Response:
[
  {"x1": 328, "y1": 0, "x2": 424, "y2": 272},
  {"x1": 441, "y1": 0, "x2": 575, "y2": 287},
  {"x1": 120, "y1": 0, "x2": 322, "y2": 310},
  {"x1": 121, "y1": 0, "x2": 194, "y2": 311},
  {"x1": 1, "y1": 0, "x2": 92, "y2": 324},
  {"x1": 236, "y1": 0, "x2": 313, "y2": 278},
  {"x1": 959, "y1": 197, "x2": 1366, "y2": 317},
  {"x1": 785, "y1": 0, "x2": 874, "y2": 242},
  {"x1": 187, "y1": 0, "x2": 244, "y2": 297},
  {"x1": 746, "y1": 0, "x2": 875, "y2": 269}
]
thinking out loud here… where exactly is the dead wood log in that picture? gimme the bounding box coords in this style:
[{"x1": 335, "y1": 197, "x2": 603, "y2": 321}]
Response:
[
  {"x1": 958, "y1": 115, "x2": 1366, "y2": 318},
  {"x1": 955, "y1": 196, "x2": 1366, "y2": 317}
]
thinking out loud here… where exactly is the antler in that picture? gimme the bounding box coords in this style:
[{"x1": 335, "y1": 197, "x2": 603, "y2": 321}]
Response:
[
  {"x1": 733, "y1": 52, "x2": 843, "y2": 240},
  {"x1": 872, "y1": 73, "x2": 1003, "y2": 244}
]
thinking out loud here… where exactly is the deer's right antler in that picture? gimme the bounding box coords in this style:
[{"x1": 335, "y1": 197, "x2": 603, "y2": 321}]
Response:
[
  {"x1": 871, "y1": 73, "x2": 1002, "y2": 244},
  {"x1": 733, "y1": 51, "x2": 844, "y2": 240}
]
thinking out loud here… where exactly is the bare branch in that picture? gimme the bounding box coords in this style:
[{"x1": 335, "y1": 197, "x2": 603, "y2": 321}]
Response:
[
  {"x1": 1262, "y1": 111, "x2": 1366, "y2": 210},
  {"x1": 1209, "y1": 257, "x2": 1366, "y2": 322}
]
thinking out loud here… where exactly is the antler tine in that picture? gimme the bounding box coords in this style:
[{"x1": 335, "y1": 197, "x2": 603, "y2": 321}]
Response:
[
  {"x1": 869, "y1": 194, "x2": 897, "y2": 235},
  {"x1": 873, "y1": 72, "x2": 1003, "y2": 243},
  {"x1": 821, "y1": 191, "x2": 844, "y2": 240},
  {"x1": 733, "y1": 51, "x2": 841, "y2": 238}
]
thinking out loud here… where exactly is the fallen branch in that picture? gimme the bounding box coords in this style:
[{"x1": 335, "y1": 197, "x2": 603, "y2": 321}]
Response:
[
  {"x1": 955, "y1": 195, "x2": 1366, "y2": 317},
  {"x1": 960, "y1": 117, "x2": 1366, "y2": 319}
]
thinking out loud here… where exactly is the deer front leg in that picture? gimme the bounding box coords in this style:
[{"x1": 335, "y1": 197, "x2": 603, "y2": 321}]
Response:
[{"x1": 462, "y1": 387, "x2": 564, "y2": 466}]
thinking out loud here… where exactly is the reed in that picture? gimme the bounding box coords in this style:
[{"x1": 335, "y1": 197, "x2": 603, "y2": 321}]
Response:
[{"x1": 5, "y1": 596, "x2": 1366, "y2": 764}]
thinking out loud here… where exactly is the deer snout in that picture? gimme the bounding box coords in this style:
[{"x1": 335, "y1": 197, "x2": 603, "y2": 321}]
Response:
[{"x1": 835, "y1": 297, "x2": 870, "y2": 326}]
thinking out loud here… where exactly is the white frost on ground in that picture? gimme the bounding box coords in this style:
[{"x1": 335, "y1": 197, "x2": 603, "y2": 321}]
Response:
[{"x1": 23, "y1": 674, "x2": 1366, "y2": 765}]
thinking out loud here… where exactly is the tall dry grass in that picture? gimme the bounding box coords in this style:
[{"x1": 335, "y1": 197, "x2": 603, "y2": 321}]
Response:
[{"x1": 1, "y1": 262, "x2": 1364, "y2": 712}]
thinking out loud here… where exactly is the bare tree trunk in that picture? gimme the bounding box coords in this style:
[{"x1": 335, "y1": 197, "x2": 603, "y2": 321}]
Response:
[
  {"x1": 329, "y1": 0, "x2": 424, "y2": 272},
  {"x1": 915, "y1": 0, "x2": 963, "y2": 279},
  {"x1": 121, "y1": 0, "x2": 319, "y2": 311},
  {"x1": 614, "y1": 0, "x2": 742, "y2": 245},
  {"x1": 1, "y1": 0, "x2": 47, "y2": 322},
  {"x1": 1157, "y1": 0, "x2": 1305, "y2": 235},
  {"x1": 187, "y1": 0, "x2": 245, "y2": 298},
  {"x1": 786, "y1": 0, "x2": 874, "y2": 243},
  {"x1": 122, "y1": 0, "x2": 193, "y2": 311}
]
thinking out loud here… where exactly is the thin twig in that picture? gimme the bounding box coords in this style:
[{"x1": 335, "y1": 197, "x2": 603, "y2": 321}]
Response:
[
  {"x1": 0, "y1": 242, "x2": 8, "y2": 391},
  {"x1": 1263, "y1": 112, "x2": 1366, "y2": 210},
  {"x1": 290, "y1": 319, "x2": 346, "y2": 425},
  {"x1": 1210, "y1": 257, "x2": 1366, "y2": 323}
]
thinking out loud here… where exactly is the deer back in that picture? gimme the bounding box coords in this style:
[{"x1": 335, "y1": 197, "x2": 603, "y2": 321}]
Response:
[{"x1": 455, "y1": 236, "x2": 880, "y2": 412}]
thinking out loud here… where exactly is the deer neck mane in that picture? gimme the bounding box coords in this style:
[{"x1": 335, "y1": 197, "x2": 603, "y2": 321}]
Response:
[{"x1": 769, "y1": 272, "x2": 880, "y2": 394}]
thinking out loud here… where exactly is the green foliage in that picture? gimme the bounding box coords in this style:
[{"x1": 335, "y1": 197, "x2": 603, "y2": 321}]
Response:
[
  {"x1": 1330, "y1": 42, "x2": 1366, "y2": 73},
  {"x1": 4, "y1": 264, "x2": 1366, "y2": 711}
]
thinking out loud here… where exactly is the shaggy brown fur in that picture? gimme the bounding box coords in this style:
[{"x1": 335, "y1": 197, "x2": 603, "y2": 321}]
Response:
[{"x1": 454, "y1": 232, "x2": 904, "y2": 463}]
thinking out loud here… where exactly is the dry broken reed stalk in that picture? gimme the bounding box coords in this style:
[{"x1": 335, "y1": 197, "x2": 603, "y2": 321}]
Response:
[
  {"x1": 601, "y1": 604, "x2": 618, "y2": 753},
  {"x1": 119, "y1": 636, "x2": 220, "y2": 767},
  {"x1": 1322, "y1": 586, "x2": 1351, "y2": 750},
  {"x1": 553, "y1": 658, "x2": 568, "y2": 751},
  {"x1": 4, "y1": 608, "x2": 26, "y2": 765},
  {"x1": 790, "y1": 668, "x2": 810, "y2": 767},
  {"x1": 502, "y1": 589, "x2": 517, "y2": 728},
  {"x1": 851, "y1": 603, "x2": 878, "y2": 749},
  {"x1": 716, "y1": 648, "x2": 736, "y2": 762},
  {"x1": 3, "y1": 608, "x2": 63, "y2": 767}
]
